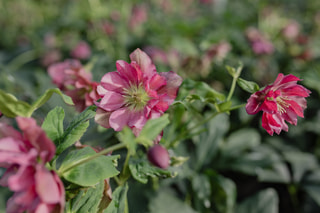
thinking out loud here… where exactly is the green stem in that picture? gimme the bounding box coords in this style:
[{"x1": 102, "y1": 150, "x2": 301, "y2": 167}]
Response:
[
  {"x1": 118, "y1": 151, "x2": 132, "y2": 186},
  {"x1": 228, "y1": 103, "x2": 247, "y2": 111},
  {"x1": 58, "y1": 143, "x2": 126, "y2": 175},
  {"x1": 226, "y1": 65, "x2": 243, "y2": 101}
]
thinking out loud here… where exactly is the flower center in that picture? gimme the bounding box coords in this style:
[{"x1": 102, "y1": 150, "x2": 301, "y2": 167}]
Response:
[
  {"x1": 123, "y1": 82, "x2": 150, "y2": 111},
  {"x1": 276, "y1": 96, "x2": 290, "y2": 114}
]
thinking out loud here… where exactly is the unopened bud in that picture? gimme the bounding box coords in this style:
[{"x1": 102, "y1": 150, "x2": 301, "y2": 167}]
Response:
[{"x1": 147, "y1": 145, "x2": 170, "y2": 169}]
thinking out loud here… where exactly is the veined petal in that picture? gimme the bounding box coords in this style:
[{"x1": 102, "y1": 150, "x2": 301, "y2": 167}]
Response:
[
  {"x1": 116, "y1": 60, "x2": 139, "y2": 85},
  {"x1": 100, "y1": 71, "x2": 129, "y2": 92},
  {"x1": 149, "y1": 73, "x2": 167, "y2": 91},
  {"x1": 281, "y1": 85, "x2": 311, "y2": 97},
  {"x1": 128, "y1": 110, "x2": 147, "y2": 129},
  {"x1": 98, "y1": 91, "x2": 125, "y2": 111},
  {"x1": 109, "y1": 108, "x2": 131, "y2": 131},
  {"x1": 129, "y1": 48, "x2": 156, "y2": 78},
  {"x1": 158, "y1": 71, "x2": 183, "y2": 99}
]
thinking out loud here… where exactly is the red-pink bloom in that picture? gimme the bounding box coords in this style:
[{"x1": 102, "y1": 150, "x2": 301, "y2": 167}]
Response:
[
  {"x1": 48, "y1": 59, "x2": 100, "y2": 112},
  {"x1": 70, "y1": 41, "x2": 91, "y2": 60},
  {"x1": 0, "y1": 117, "x2": 64, "y2": 213},
  {"x1": 246, "y1": 73, "x2": 311, "y2": 135},
  {"x1": 95, "y1": 48, "x2": 182, "y2": 136}
]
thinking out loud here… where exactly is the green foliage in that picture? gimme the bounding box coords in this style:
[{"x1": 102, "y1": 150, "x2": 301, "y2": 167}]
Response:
[{"x1": 103, "y1": 184, "x2": 129, "y2": 213}]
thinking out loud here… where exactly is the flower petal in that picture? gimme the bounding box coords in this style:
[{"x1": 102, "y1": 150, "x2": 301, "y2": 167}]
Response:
[
  {"x1": 94, "y1": 108, "x2": 112, "y2": 129},
  {"x1": 129, "y1": 48, "x2": 156, "y2": 78},
  {"x1": 98, "y1": 91, "x2": 125, "y2": 111},
  {"x1": 100, "y1": 71, "x2": 129, "y2": 93},
  {"x1": 109, "y1": 108, "x2": 130, "y2": 131}
]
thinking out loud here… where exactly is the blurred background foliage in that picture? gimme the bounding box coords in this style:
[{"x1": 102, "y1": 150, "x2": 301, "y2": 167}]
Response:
[{"x1": 1, "y1": 0, "x2": 320, "y2": 212}]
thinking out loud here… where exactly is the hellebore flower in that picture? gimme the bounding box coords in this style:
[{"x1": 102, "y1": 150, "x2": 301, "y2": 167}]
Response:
[
  {"x1": 246, "y1": 73, "x2": 311, "y2": 135},
  {"x1": 0, "y1": 117, "x2": 64, "y2": 213},
  {"x1": 48, "y1": 59, "x2": 100, "y2": 112},
  {"x1": 95, "y1": 48, "x2": 182, "y2": 136}
]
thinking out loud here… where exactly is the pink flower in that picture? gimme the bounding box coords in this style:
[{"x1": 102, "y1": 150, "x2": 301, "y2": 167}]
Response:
[
  {"x1": 129, "y1": 4, "x2": 148, "y2": 30},
  {"x1": 246, "y1": 73, "x2": 311, "y2": 135},
  {"x1": 246, "y1": 27, "x2": 274, "y2": 55},
  {"x1": 95, "y1": 48, "x2": 182, "y2": 136},
  {"x1": 0, "y1": 117, "x2": 64, "y2": 213},
  {"x1": 48, "y1": 59, "x2": 100, "y2": 112},
  {"x1": 281, "y1": 20, "x2": 300, "y2": 40},
  {"x1": 70, "y1": 41, "x2": 91, "y2": 60}
]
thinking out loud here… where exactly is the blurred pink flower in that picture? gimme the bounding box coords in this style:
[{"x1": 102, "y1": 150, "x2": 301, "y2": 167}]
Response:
[
  {"x1": 246, "y1": 73, "x2": 311, "y2": 135},
  {"x1": 129, "y1": 4, "x2": 148, "y2": 30},
  {"x1": 246, "y1": 27, "x2": 274, "y2": 55},
  {"x1": 48, "y1": 59, "x2": 100, "y2": 112},
  {"x1": 143, "y1": 46, "x2": 169, "y2": 64},
  {"x1": 0, "y1": 117, "x2": 64, "y2": 213},
  {"x1": 70, "y1": 41, "x2": 91, "y2": 60},
  {"x1": 95, "y1": 48, "x2": 182, "y2": 136},
  {"x1": 41, "y1": 49, "x2": 62, "y2": 67},
  {"x1": 281, "y1": 20, "x2": 300, "y2": 40},
  {"x1": 204, "y1": 41, "x2": 232, "y2": 62}
]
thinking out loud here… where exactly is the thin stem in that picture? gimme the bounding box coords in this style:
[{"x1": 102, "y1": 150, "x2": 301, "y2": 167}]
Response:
[
  {"x1": 226, "y1": 65, "x2": 243, "y2": 101},
  {"x1": 58, "y1": 143, "x2": 126, "y2": 175},
  {"x1": 118, "y1": 151, "x2": 132, "y2": 186},
  {"x1": 228, "y1": 103, "x2": 247, "y2": 111}
]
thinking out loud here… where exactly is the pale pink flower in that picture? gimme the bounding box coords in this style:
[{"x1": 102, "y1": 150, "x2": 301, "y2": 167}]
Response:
[
  {"x1": 246, "y1": 73, "x2": 311, "y2": 135},
  {"x1": 246, "y1": 27, "x2": 274, "y2": 55},
  {"x1": 129, "y1": 4, "x2": 148, "y2": 30},
  {"x1": 95, "y1": 48, "x2": 182, "y2": 136},
  {"x1": 48, "y1": 59, "x2": 100, "y2": 112},
  {"x1": 0, "y1": 117, "x2": 64, "y2": 213},
  {"x1": 70, "y1": 41, "x2": 91, "y2": 60},
  {"x1": 281, "y1": 20, "x2": 300, "y2": 40}
]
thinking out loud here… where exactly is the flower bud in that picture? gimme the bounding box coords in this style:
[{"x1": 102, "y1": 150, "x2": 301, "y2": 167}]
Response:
[{"x1": 147, "y1": 144, "x2": 170, "y2": 169}]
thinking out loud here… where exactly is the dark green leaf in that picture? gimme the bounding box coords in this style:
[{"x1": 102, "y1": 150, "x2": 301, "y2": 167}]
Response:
[
  {"x1": 56, "y1": 105, "x2": 97, "y2": 154},
  {"x1": 236, "y1": 188, "x2": 278, "y2": 213},
  {"x1": 129, "y1": 157, "x2": 175, "y2": 184},
  {"x1": 103, "y1": 184, "x2": 129, "y2": 213}
]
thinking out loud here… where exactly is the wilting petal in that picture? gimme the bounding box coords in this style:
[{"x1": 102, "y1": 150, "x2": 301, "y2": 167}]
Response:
[{"x1": 95, "y1": 108, "x2": 112, "y2": 129}]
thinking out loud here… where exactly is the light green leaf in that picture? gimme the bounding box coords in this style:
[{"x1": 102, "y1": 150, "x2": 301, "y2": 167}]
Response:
[
  {"x1": 41, "y1": 107, "x2": 65, "y2": 146},
  {"x1": 0, "y1": 89, "x2": 31, "y2": 117},
  {"x1": 59, "y1": 147, "x2": 119, "y2": 186},
  {"x1": 237, "y1": 78, "x2": 260, "y2": 93},
  {"x1": 117, "y1": 127, "x2": 136, "y2": 156}
]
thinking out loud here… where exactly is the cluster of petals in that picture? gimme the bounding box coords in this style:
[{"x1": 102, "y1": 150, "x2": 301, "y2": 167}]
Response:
[
  {"x1": 95, "y1": 48, "x2": 182, "y2": 136},
  {"x1": 0, "y1": 117, "x2": 64, "y2": 213},
  {"x1": 246, "y1": 73, "x2": 311, "y2": 135},
  {"x1": 246, "y1": 27, "x2": 274, "y2": 55},
  {"x1": 48, "y1": 59, "x2": 100, "y2": 112}
]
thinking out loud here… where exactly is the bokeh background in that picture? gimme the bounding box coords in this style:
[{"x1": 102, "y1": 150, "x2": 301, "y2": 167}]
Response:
[{"x1": 1, "y1": 0, "x2": 320, "y2": 212}]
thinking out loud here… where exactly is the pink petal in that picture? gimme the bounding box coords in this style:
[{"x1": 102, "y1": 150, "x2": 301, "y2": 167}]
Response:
[
  {"x1": 35, "y1": 165, "x2": 61, "y2": 204},
  {"x1": 128, "y1": 110, "x2": 147, "y2": 129},
  {"x1": 148, "y1": 73, "x2": 167, "y2": 91},
  {"x1": 98, "y1": 91, "x2": 125, "y2": 111},
  {"x1": 95, "y1": 108, "x2": 112, "y2": 129},
  {"x1": 109, "y1": 108, "x2": 130, "y2": 131},
  {"x1": 158, "y1": 71, "x2": 183, "y2": 101},
  {"x1": 100, "y1": 71, "x2": 129, "y2": 93},
  {"x1": 0, "y1": 137, "x2": 24, "y2": 152},
  {"x1": 116, "y1": 60, "x2": 140, "y2": 84},
  {"x1": 8, "y1": 165, "x2": 35, "y2": 191},
  {"x1": 282, "y1": 85, "x2": 311, "y2": 97},
  {"x1": 0, "y1": 123, "x2": 23, "y2": 140},
  {"x1": 129, "y1": 48, "x2": 156, "y2": 78}
]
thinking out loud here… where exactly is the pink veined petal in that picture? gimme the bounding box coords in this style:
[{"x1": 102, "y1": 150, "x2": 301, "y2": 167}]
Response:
[
  {"x1": 262, "y1": 113, "x2": 280, "y2": 136},
  {"x1": 35, "y1": 165, "x2": 61, "y2": 204},
  {"x1": 279, "y1": 74, "x2": 301, "y2": 85},
  {"x1": 129, "y1": 48, "x2": 157, "y2": 78},
  {"x1": 96, "y1": 85, "x2": 109, "y2": 97},
  {"x1": 98, "y1": 91, "x2": 125, "y2": 111},
  {"x1": 16, "y1": 117, "x2": 56, "y2": 162},
  {"x1": 281, "y1": 109, "x2": 298, "y2": 125},
  {"x1": 260, "y1": 99, "x2": 278, "y2": 114},
  {"x1": 245, "y1": 92, "x2": 264, "y2": 115},
  {"x1": 0, "y1": 137, "x2": 24, "y2": 152},
  {"x1": 109, "y1": 108, "x2": 131, "y2": 131},
  {"x1": 148, "y1": 73, "x2": 167, "y2": 91},
  {"x1": 281, "y1": 85, "x2": 311, "y2": 97},
  {"x1": 0, "y1": 123, "x2": 23, "y2": 140},
  {"x1": 157, "y1": 71, "x2": 183, "y2": 99},
  {"x1": 116, "y1": 60, "x2": 140, "y2": 85},
  {"x1": 94, "y1": 108, "x2": 112, "y2": 129},
  {"x1": 285, "y1": 99, "x2": 304, "y2": 118},
  {"x1": 100, "y1": 71, "x2": 129, "y2": 93},
  {"x1": 127, "y1": 109, "x2": 147, "y2": 129},
  {"x1": 8, "y1": 165, "x2": 35, "y2": 191}
]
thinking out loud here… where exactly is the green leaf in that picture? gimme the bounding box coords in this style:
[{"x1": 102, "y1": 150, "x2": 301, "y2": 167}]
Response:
[
  {"x1": 0, "y1": 89, "x2": 31, "y2": 117},
  {"x1": 116, "y1": 127, "x2": 137, "y2": 156},
  {"x1": 136, "y1": 114, "x2": 170, "y2": 147},
  {"x1": 56, "y1": 105, "x2": 97, "y2": 154},
  {"x1": 237, "y1": 78, "x2": 260, "y2": 93},
  {"x1": 59, "y1": 147, "x2": 119, "y2": 186},
  {"x1": 103, "y1": 184, "x2": 129, "y2": 213},
  {"x1": 149, "y1": 188, "x2": 198, "y2": 213},
  {"x1": 41, "y1": 107, "x2": 65, "y2": 146},
  {"x1": 129, "y1": 157, "x2": 175, "y2": 184},
  {"x1": 68, "y1": 181, "x2": 105, "y2": 213},
  {"x1": 236, "y1": 188, "x2": 278, "y2": 213}
]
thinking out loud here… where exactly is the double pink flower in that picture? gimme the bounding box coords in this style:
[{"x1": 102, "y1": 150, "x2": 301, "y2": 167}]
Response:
[
  {"x1": 246, "y1": 73, "x2": 311, "y2": 135},
  {"x1": 0, "y1": 117, "x2": 64, "y2": 213},
  {"x1": 48, "y1": 59, "x2": 100, "y2": 112},
  {"x1": 95, "y1": 48, "x2": 182, "y2": 136}
]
